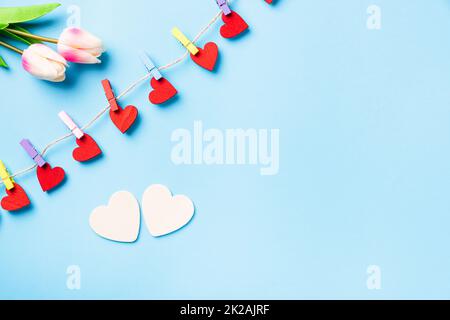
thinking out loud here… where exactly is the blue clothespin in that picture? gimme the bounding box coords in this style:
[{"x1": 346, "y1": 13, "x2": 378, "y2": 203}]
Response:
[
  {"x1": 139, "y1": 51, "x2": 162, "y2": 81},
  {"x1": 216, "y1": 0, "x2": 232, "y2": 15}
]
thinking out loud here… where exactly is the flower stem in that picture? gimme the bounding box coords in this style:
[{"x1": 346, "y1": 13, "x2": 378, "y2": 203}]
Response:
[
  {"x1": 0, "y1": 40, "x2": 23, "y2": 54},
  {"x1": 5, "y1": 28, "x2": 58, "y2": 44}
]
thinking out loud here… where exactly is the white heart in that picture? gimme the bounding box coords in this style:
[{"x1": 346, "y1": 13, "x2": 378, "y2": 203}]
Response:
[
  {"x1": 142, "y1": 184, "x2": 195, "y2": 237},
  {"x1": 89, "y1": 191, "x2": 140, "y2": 243}
]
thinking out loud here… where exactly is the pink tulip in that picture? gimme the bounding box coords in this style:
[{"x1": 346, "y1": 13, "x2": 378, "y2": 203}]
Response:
[
  {"x1": 22, "y1": 44, "x2": 68, "y2": 82},
  {"x1": 57, "y1": 27, "x2": 104, "y2": 64}
]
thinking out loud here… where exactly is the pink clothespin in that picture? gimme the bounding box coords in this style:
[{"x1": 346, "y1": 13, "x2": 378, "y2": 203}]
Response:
[
  {"x1": 217, "y1": 0, "x2": 232, "y2": 15},
  {"x1": 20, "y1": 139, "x2": 46, "y2": 167},
  {"x1": 58, "y1": 111, "x2": 84, "y2": 139}
]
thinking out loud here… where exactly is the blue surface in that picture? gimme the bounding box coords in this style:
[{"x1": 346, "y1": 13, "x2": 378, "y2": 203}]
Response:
[{"x1": 1, "y1": 0, "x2": 450, "y2": 299}]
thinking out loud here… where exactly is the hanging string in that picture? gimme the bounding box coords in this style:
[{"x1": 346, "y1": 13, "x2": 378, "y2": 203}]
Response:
[{"x1": 2, "y1": 8, "x2": 225, "y2": 182}]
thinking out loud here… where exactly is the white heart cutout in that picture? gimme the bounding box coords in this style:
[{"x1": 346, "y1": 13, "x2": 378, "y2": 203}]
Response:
[
  {"x1": 89, "y1": 191, "x2": 140, "y2": 243},
  {"x1": 142, "y1": 184, "x2": 195, "y2": 237}
]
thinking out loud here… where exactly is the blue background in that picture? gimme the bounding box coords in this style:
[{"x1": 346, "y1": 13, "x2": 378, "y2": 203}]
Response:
[{"x1": 1, "y1": 0, "x2": 450, "y2": 299}]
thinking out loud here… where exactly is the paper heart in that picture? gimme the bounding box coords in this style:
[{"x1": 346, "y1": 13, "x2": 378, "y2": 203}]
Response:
[
  {"x1": 89, "y1": 191, "x2": 140, "y2": 243},
  {"x1": 1, "y1": 184, "x2": 31, "y2": 212},
  {"x1": 109, "y1": 105, "x2": 138, "y2": 134},
  {"x1": 142, "y1": 184, "x2": 195, "y2": 237},
  {"x1": 72, "y1": 134, "x2": 102, "y2": 162},
  {"x1": 149, "y1": 77, "x2": 178, "y2": 105},
  {"x1": 220, "y1": 11, "x2": 249, "y2": 39},
  {"x1": 190, "y1": 42, "x2": 219, "y2": 72},
  {"x1": 37, "y1": 164, "x2": 66, "y2": 192}
]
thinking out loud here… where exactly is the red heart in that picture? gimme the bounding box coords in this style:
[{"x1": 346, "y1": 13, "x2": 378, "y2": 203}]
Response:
[
  {"x1": 149, "y1": 77, "x2": 178, "y2": 105},
  {"x1": 37, "y1": 164, "x2": 66, "y2": 192},
  {"x1": 72, "y1": 134, "x2": 102, "y2": 162},
  {"x1": 190, "y1": 42, "x2": 219, "y2": 71},
  {"x1": 220, "y1": 11, "x2": 249, "y2": 39},
  {"x1": 110, "y1": 105, "x2": 138, "y2": 134},
  {"x1": 1, "y1": 184, "x2": 31, "y2": 212}
]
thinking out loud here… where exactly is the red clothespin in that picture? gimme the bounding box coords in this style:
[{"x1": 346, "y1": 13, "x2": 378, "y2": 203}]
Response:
[{"x1": 102, "y1": 79, "x2": 120, "y2": 112}]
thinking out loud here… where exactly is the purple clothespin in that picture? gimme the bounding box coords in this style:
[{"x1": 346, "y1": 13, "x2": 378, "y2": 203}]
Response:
[
  {"x1": 216, "y1": 0, "x2": 232, "y2": 15},
  {"x1": 20, "y1": 139, "x2": 46, "y2": 167}
]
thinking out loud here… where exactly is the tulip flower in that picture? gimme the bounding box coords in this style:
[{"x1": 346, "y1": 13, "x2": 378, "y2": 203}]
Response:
[
  {"x1": 0, "y1": 4, "x2": 104, "y2": 80},
  {"x1": 57, "y1": 27, "x2": 104, "y2": 64},
  {"x1": 0, "y1": 3, "x2": 61, "y2": 69},
  {"x1": 0, "y1": 5, "x2": 104, "y2": 80},
  {"x1": 22, "y1": 44, "x2": 68, "y2": 82}
]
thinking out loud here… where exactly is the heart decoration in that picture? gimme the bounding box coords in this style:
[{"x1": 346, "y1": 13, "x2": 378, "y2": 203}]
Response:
[
  {"x1": 89, "y1": 185, "x2": 195, "y2": 242},
  {"x1": 1, "y1": 184, "x2": 31, "y2": 212},
  {"x1": 89, "y1": 191, "x2": 140, "y2": 243},
  {"x1": 190, "y1": 42, "x2": 219, "y2": 72},
  {"x1": 72, "y1": 134, "x2": 102, "y2": 162},
  {"x1": 220, "y1": 11, "x2": 249, "y2": 39},
  {"x1": 149, "y1": 77, "x2": 178, "y2": 105},
  {"x1": 142, "y1": 184, "x2": 195, "y2": 237},
  {"x1": 109, "y1": 105, "x2": 138, "y2": 134},
  {"x1": 37, "y1": 164, "x2": 66, "y2": 192}
]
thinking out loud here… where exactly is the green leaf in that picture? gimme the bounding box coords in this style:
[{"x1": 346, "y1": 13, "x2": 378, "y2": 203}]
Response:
[
  {"x1": 0, "y1": 23, "x2": 8, "y2": 30},
  {"x1": 0, "y1": 3, "x2": 60, "y2": 24},
  {"x1": 0, "y1": 55, "x2": 8, "y2": 68}
]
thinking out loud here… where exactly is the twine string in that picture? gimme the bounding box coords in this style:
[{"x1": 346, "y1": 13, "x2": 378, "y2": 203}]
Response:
[{"x1": 3, "y1": 9, "x2": 224, "y2": 182}]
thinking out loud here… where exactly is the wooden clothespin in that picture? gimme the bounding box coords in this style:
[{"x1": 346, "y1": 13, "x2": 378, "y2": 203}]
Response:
[
  {"x1": 102, "y1": 79, "x2": 120, "y2": 112},
  {"x1": 102, "y1": 79, "x2": 138, "y2": 134},
  {"x1": 0, "y1": 160, "x2": 15, "y2": 190},
  {"x1": 216, "y1": 0, "x2": 232, "y2": 15},
  {"x1": 58, "y1": 111, "x2": 84, "y2": 139},
  {"x1": 20, "y1": 139, "x2": 46, "y2": 167},
  {"x1": 171, "y1": 27, "x2": 199, "y2": 55},
  {"x1": 139, "y1": 51, "x2": 162, "y2": 80}
]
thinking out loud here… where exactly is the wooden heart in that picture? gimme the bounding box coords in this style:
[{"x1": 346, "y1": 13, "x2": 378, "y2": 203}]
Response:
[
  {"x1": 149, "y1": 77, "x2": 178, "y2": 105},
  {"x1": 72, "y1": 134, "x2": 102, "y2": 162},
  {"x1": 109, "y1": 105, "x2": 138, "y2": 134},
  {"x1": 190, "y1": 42, "x2": 219, "y2": 72},
  {"x1": 142, "y1": 184, "x2": 194, "y2": 237},
  {"x1": 220, "y1": 11, "x2": 249, "y2": 39},
  {"x1": 37, "y1": 164, "x2": 66, "y2": 192},
  {"x1": 89, "y1": 191, "x2": 140, "y2": 243},
  {"x1": 1, "y1": 184, "x2": 31, "y2": 212}
]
